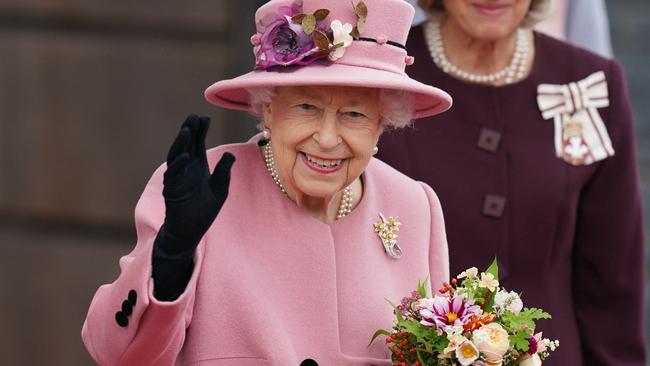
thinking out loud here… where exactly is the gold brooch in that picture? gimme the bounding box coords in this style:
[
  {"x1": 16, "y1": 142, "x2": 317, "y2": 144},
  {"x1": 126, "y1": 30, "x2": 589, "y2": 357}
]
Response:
[{"x1": 373, "y1": 213, "x2": 402, "y2": 259}]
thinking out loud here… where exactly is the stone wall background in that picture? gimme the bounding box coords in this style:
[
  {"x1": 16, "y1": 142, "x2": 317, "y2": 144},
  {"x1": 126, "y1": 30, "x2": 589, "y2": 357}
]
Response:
[
  {"x1": 0, "y1": 1, "x2": 262, "y2": 364},
  {"x1": 0, "y1": 1, "x2": 648, "y2": 365}
]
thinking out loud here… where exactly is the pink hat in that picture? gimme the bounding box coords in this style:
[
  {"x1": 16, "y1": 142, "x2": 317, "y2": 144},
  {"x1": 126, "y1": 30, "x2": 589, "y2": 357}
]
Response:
[{"x1": 204, "y1": 0, "x2": 452, "y2": 119}]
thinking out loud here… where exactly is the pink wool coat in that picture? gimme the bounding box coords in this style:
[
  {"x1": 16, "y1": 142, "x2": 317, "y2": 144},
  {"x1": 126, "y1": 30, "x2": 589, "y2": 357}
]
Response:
[{"x1": 82, "y1": 138, "x2": 449, "y2": 366}]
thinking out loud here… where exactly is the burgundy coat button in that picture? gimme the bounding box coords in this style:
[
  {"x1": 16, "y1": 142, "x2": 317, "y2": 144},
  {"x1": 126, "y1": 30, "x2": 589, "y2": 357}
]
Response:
[
  {"x1": 300, "y1": 359, "x2": 318, "y2": 366},
  {"x1": 482, "y1": 194, "x2": 506, "y2": 218},
  {"x1": 477, "y1": 128, "x2": 502, "y2": 153}
]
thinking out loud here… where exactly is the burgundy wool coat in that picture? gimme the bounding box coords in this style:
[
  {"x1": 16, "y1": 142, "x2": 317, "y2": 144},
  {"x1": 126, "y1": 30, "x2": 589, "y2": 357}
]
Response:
[{"x1": 377, "y1": 27, "x2": 646, "y2": 366}]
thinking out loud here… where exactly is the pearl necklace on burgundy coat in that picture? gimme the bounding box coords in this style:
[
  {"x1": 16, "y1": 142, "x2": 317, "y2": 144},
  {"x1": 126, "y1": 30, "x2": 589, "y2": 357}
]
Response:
[{"x1": 424, "y1": 20, "x2": 529, "y2": 85}]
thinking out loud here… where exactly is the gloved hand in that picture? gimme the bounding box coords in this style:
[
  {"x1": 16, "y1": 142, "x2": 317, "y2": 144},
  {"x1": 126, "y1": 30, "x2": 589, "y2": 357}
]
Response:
[
  {"x1": 152, "y1": 114, "x2": 235, "y2": 301},
  {"x1": 156, "y1": 114, "x2": 236, "y2": 255}
]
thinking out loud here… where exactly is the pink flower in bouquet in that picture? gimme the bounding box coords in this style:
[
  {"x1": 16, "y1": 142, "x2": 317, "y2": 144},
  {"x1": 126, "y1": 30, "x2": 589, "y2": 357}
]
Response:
[
  {"x1": 418, "y1": 295, "x2": 481, "y2": 331},
  {"x1": 397, "y1": 291, "x2": 422, "y2": 319},
  {"x1": 529, "y1": 332, "x2": 545, "y2": 354}
]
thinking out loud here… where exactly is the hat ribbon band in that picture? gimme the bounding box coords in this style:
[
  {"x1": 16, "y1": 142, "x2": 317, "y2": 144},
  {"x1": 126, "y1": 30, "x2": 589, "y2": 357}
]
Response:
[{"x1": 357, "y1": 37, "x2": 407, "y2": 51}]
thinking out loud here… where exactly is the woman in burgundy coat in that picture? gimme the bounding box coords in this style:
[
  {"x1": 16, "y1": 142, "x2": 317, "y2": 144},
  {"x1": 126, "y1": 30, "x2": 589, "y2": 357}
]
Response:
[{"x1": 377, "y1": 0, "x2": 646, "y2": 365}]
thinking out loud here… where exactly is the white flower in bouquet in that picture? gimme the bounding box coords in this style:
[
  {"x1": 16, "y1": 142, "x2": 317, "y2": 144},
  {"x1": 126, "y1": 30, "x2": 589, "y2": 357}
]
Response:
[
  {"x1": 519, "y1": 354, "x2": 542, "y2": 366},
  {"x1": 414, "y1": 297, "x2": 435, "y2": 310},
  {"x1": 472, "y1": 323, "x2": 510, "y2": 366},
  {"x1": 458, "y1": 267, "x2": 479, "y2": 279},
  {"x1": 494, "y1": 290, "x2": 523, "y2": 315},
  {"x1": 444, "y1": 333, "x2": 467, "y2": 355},
  {"x1": 543, "y1": 339, "x2": 560, "y2": 352},
  {"x1": 445, "y1": 325, "x2": 465, "y2": 336},
  {"x1": 455, "y1": 340, "x2": 480, "y2": 366},
  {"x1": 478, "y1": 272, "x2": 499, "y2": 292}
]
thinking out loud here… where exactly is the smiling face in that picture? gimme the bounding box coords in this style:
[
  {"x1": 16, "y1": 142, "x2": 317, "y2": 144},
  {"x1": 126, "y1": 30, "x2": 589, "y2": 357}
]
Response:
[
  {"x1": 263, "y1": 86, "x2": 381, "y2": 200},
  {"x1": 442, "y1": 0, "x2": 532, "y2": 40}
]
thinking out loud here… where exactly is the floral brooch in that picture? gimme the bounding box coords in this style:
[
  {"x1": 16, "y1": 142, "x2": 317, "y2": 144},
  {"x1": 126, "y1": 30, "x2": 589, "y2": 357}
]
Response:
[
  {"x1": 373, "y1": 213, "x2": 402, "y2": 259},
  {"x1": 251, "y1": 1, "x2": 368, "y2": 68}
]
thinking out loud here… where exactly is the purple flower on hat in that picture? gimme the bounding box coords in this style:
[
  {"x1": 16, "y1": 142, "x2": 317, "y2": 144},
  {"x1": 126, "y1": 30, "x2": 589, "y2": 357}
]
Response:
[{"x1": 255, "y1": 6, "x2": 323, "y2": 68}]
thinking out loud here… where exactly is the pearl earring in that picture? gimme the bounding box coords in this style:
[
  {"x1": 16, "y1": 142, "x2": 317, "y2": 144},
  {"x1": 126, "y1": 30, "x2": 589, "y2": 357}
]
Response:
[
  {"x1": 262, "y1": 128, "x2": 271, "y2": 140},
  {"x1": 372, "y1": 146, "x2": 379, "y2": 155}
]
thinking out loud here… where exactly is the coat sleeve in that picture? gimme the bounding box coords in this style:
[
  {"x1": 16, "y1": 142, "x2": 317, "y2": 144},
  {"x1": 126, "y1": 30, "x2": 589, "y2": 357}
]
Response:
[
  {"x1": 81, "y1": 163, "x2": 205, "y2": 366},
  {"x1": 572, "y1": 60, "x2": 646, "y2": 365},
  {"x1": 420, "y1": 182, "x2": 450, "y2": 291}
]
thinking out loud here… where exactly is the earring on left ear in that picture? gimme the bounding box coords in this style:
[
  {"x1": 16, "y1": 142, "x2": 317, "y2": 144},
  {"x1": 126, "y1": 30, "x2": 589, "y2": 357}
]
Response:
[
  {"x1": 262, "y1": 127, "x2": 271, "y2": 140},
  {"x1": 372, "y1": 146, "x2": 379, "y2": 155}
]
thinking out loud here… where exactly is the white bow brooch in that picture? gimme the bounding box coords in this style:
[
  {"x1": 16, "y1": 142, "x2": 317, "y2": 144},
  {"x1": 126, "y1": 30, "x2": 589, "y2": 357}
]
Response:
[{"x1": 536, "y1": 71, "x2": 614, "y2": 166}]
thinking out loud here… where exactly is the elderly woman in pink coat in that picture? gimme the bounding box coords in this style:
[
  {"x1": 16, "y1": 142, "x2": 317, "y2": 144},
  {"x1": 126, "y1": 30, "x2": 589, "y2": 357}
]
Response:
[{"x1": 81, "y1": 0, "x2": 452, "y2": 365}]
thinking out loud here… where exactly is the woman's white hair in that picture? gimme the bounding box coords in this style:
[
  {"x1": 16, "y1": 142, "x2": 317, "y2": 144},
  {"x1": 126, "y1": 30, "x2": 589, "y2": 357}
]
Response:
[
  {"x1": 247, "y1": 87, "x2": 414, "y2": 130},
  {"x1": 418, "y1": 0, "x2": 554, "y2": 28}
]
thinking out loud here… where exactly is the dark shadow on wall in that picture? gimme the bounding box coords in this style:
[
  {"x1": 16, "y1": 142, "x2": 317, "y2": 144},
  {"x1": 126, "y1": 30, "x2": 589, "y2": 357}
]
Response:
[{"x1": 606, "y1": 0, "x2": 650, "y2": 356}]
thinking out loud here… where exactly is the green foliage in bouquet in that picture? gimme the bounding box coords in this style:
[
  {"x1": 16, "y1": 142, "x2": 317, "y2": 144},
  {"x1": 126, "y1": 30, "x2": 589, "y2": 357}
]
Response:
[{"x1": 370, "y1": 259, "x2": 559, "y2": 366}]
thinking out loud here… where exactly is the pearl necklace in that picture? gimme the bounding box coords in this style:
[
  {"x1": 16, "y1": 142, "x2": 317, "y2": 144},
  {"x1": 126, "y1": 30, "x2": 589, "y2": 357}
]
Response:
[
  {"x1": 424, "y1": 20, "x2": 529, "y2": 84},
  {"x1": 261, "y1": 142, "x2": 354, "y2": 219}
]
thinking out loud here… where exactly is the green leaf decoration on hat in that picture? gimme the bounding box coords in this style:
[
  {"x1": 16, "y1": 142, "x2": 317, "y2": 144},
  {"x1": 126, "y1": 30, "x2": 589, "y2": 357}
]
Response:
[
  {"x1": 291, "y1": 13, "x2": 306, "y2": 24},
  {"x1": 352, "y1": 1, "x2": 368, "y2": 38},
  {"x1": 312, "y1": 30, "x2": 331, "y2": 51},
  {"x1": 291, "y1": 9, "x2": 329, "y2": 36},
  {"x1": 302, "y1": 14, "x2": 317, "y2": 35},
  {"x1": 350, "y1": 27, "x2": 360, "y2": 39},
  {"x1": 355, "y1": 1, "x2": 368, "y2": 18},
  {"x1": 313, "y1": 9, "x2": 330, "y2": 21}
]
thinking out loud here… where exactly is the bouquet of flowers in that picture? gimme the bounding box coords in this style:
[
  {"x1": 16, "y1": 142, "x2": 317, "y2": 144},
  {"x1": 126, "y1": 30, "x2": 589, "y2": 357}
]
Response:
[{"x1": 370, "y1": 260, "x2": 559, "y2": 366}]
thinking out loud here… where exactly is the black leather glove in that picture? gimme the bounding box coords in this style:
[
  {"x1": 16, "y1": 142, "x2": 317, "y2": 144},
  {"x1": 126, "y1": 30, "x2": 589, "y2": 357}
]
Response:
[{"x1": 152, "y1": 114, "x2": 235, "y2": 301}]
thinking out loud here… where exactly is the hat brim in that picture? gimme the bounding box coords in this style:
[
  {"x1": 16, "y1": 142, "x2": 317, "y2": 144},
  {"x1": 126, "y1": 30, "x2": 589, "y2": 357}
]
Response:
[{"x1": 204, "y1": 62, "x2": 452, "y2": 119}]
